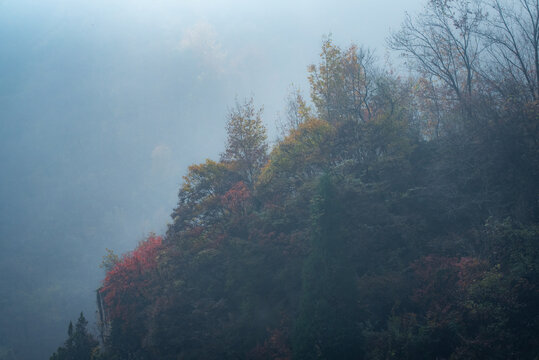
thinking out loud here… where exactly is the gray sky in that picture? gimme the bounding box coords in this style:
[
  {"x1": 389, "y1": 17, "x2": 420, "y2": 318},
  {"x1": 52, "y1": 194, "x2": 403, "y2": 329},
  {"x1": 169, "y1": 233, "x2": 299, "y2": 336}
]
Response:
[{"x1": 0, "y1": 0, "x2": 425, "y2": 358}]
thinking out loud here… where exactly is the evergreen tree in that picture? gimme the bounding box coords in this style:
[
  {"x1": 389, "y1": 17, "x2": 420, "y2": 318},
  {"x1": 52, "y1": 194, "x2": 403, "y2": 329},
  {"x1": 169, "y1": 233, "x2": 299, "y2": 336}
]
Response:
[
  {"x1": 293, "y1": 175, "x2": 362, "y2": 360},
  {"x1": 50, "y1": 313, "x2": 99, "y2": 360}
]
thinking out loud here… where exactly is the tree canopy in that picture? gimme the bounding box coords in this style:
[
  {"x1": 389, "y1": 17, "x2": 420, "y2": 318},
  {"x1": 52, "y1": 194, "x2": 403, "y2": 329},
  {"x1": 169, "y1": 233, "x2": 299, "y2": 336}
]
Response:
[{"x1": 51, "y1": 2, "x2": 539, "y2": 359}]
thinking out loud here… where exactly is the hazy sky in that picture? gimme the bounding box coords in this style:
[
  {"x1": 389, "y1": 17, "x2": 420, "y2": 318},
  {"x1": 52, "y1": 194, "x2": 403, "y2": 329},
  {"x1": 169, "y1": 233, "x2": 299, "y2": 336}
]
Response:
[{"x1": 0, "y1": 0, "x2": 424, "y2": 358}]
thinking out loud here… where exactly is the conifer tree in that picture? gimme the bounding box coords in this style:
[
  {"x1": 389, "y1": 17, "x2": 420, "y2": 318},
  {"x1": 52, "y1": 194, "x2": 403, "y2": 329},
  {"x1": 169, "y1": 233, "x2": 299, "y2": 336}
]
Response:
[
  {"x1": 49, "y1": 313, "x2": 99, "y2": 360},
  {"x1": 293, "y1": 175, "x2": 362, "y2": 360}
]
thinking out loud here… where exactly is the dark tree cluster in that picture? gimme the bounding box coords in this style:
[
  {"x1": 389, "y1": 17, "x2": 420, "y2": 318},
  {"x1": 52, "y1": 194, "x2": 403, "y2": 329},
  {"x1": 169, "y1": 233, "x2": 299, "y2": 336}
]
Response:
[
  {"x1": 52, "y1": 1, "x2": 539, "y2": 359},
  {"x1": 49, "y1": 313, "x2": 99, "y2": 360}
]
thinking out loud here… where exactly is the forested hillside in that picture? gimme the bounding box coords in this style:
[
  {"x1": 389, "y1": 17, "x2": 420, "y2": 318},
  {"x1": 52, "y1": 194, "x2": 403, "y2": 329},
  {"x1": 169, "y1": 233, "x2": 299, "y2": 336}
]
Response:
[{"x1": 51, "y1": 1, "x2": 538, "y2": 359}]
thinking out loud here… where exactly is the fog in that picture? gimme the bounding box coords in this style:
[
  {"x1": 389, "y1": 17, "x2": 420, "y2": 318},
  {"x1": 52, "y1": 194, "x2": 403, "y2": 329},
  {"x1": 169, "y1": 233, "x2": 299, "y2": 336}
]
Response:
[{"x1": 0, "y1": 0, "x2": 423, "y2": 358}]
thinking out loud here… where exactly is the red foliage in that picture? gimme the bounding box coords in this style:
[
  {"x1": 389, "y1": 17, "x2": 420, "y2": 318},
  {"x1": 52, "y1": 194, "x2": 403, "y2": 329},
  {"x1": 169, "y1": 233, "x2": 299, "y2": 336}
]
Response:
[
  {"x1": 411, "y1": 255, "x2": 487, "y2": 316},
  {"x1": 411, "y1": 255, "x2": 459, "y2": 304},
  {"x1": 100, "y1": 235, "x2": 163, "y2": 322},
  {"x1": 454, "y1": 257, "x2": 487, "y2": 288},
  {"x1": 248, "y1": 327, "x2": 292, "y2": 360},
  {"x1": 221, "y1": 181, "x2": 250, "y2": 213}
]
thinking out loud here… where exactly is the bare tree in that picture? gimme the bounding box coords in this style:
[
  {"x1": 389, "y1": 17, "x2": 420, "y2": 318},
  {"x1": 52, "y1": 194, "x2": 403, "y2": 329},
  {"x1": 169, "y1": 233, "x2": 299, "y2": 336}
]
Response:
[
  {"x1": 480, "y1": 0, "x2": 539, "y2": 101},
  {"x1": 389, "y1": 0, "x2": 484, "y2": 116},
  {"x1": 342, "y1": 45, "x2": 376, "y2": 122},
  {"x1": 279, "y1": 86, "x2": 312, "y2": 133}
]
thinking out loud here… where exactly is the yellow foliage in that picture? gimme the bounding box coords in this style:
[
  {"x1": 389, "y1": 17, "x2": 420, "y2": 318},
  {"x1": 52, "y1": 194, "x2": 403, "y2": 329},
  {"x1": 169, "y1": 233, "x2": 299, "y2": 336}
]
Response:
[{"x1": 257, "y1": 118, "x2": 335, "y2": 188}]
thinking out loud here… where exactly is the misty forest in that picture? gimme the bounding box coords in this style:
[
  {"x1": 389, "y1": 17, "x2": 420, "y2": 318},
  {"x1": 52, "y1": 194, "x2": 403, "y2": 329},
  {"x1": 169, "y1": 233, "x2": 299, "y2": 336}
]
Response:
[{"x1": 2, "y1": 0, "x2": 539, "y2": 359}]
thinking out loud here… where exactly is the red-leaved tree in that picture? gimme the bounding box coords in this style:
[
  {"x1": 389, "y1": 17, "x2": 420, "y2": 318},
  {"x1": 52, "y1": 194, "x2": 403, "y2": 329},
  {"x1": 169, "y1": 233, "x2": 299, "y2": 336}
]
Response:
[
  {"x1": 221, "y1": 181, "x2": 250, "y2": 215},
  {"x1": 100, "y1": 235, "x2": 163, "y2": 323}
]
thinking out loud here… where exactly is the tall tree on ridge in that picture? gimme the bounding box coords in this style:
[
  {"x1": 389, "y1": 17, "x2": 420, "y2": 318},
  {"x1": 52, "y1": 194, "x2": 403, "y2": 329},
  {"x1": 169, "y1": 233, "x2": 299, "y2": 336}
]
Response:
[{"x1": 221, "y1": 98, "x2": 268, "y2": 186}]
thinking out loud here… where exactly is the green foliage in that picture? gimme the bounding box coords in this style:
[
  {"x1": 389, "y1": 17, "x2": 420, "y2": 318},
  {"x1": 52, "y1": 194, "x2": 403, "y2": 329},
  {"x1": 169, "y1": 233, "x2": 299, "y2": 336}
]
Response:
[
  {"x1": 258, "y1": 118, "x2": 335, "y2": 199},
  {"x1": 171, "y1": 159, "x2": 240, "y2": 233},
  {"x1": 89, "y1": 20, "x2": 538, "y2": 360},
  {"x1": 293, "y1": 175, "x2": 362, "y2": 360}
]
